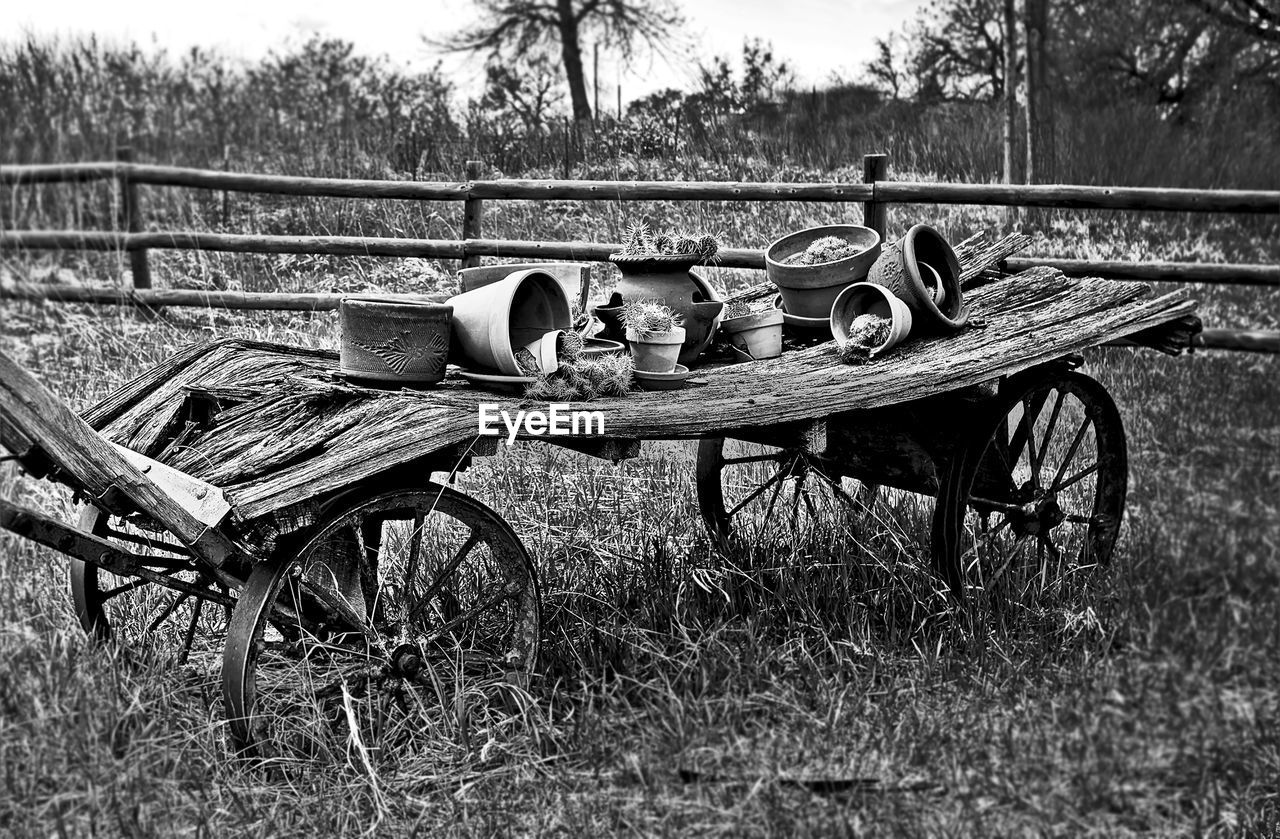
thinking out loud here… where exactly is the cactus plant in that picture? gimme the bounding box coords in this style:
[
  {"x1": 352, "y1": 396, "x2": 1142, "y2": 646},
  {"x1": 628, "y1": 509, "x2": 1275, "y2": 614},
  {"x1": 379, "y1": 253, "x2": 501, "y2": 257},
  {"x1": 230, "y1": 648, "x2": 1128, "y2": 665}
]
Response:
[
  {"x1": 786, "y1": 235, "x2": 864, "y2": 266},
  {"x1": 617, "y1": 224, "x2": 720, "y2": 263},
  {"x1": 523, "y1": 351, "x2": 634, "y2": 402},
  {"x1": 838, "y1": 314, "x2": 893, "y2": 365},
  {"x1": 621, "y1": 300, "x2": 681, "y2": 337}
]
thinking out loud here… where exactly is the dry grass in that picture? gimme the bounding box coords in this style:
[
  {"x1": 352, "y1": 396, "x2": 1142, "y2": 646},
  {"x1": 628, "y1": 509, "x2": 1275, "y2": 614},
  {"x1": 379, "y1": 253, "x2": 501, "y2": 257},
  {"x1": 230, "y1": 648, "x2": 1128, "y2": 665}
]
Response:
[{"x1": 2, "y1": 51, "x2": 1279, "y2": 830}]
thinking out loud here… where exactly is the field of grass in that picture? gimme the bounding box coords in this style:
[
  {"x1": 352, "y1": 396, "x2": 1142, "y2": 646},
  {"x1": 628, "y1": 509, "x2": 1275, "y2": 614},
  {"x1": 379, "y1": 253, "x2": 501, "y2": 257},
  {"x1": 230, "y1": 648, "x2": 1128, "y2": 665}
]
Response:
[
  {"x1": 3, "y1": 39, "x2": 1279, "y2": 831},
  {"x1": 3, "y1": 176, "x2": 1278, "y2": 835}
]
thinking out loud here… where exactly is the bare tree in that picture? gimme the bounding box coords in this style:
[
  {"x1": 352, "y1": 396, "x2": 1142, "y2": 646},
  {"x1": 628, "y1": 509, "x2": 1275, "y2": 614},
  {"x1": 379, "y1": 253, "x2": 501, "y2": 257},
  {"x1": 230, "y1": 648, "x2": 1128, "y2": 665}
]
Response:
[
  {"x1": 436, "y1": 0, "x2": 683, "y2": 124},
  {"x1": 1186, "y1": 0, "x2": 1280, "y2": 42}
]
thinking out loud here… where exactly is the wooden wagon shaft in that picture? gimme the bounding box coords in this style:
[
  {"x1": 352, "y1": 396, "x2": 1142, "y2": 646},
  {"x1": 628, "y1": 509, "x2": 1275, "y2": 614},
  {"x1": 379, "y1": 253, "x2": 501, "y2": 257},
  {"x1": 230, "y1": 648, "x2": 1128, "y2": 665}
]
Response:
[
  {"x1": 0, "y1": 350, "x2": 240, "y2": 568},
  {"x1": 83, "y1": 269, "x2": 1196, "y2": 525}
]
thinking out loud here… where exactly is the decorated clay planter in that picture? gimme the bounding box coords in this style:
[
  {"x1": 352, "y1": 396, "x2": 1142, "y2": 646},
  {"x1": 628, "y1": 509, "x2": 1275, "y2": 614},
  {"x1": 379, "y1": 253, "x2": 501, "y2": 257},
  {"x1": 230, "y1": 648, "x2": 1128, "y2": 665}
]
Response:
[
  {"x1": 609, "y1": 253, "x2": 724, "y2": 366},
  {"x1": 339, "y1": 297, "x2": 453, "y2": 385},
  {"x1": 721, "y1": 308, "x2": 785, "y2": 360},
  {"x1": 765, "y1": 224, "x2": 882, "y2": 319},
  {"x1": 446, "y1": 269, "x2": 571, "y2": 375},
  {"x1": 865, "y1": 224, "x2": 966, "y2": 333},
  {"x1": 830, "y1": 282, "x2": 913, "y2": 359},
  {"x1": 625, "y1": 326, "x2": 686, "y2": 373},
  {"x1": 458, "y1": 262, "x2": 591, "y2": 314}
]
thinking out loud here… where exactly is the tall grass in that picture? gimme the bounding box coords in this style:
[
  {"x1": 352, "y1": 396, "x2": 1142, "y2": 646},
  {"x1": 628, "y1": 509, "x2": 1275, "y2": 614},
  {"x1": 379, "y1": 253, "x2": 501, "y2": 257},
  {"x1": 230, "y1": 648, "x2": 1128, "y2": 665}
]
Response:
[{"x1": 1, "y1": 30, "x2": 1278, "y2": 837}]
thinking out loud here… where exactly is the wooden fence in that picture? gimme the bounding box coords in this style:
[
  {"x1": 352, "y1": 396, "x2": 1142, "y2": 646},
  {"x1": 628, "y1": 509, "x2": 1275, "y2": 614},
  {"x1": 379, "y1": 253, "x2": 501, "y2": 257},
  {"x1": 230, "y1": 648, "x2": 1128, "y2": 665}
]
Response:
[{"x1": 2, "y1": 152, "x2": 1277, "y2": 352}]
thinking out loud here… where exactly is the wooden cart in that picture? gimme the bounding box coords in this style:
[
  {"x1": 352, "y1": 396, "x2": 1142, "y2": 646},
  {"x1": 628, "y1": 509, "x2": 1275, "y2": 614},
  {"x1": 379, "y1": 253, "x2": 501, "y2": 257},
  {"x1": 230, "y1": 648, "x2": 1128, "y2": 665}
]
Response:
[{"x1": 0, "y1": 253, "x2": 1198, "y2": 759}]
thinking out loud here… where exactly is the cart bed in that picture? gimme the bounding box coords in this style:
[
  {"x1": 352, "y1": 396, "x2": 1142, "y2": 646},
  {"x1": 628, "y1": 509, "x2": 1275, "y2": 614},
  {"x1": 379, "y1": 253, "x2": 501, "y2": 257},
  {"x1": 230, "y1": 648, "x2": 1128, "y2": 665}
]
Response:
[{"x1": 80, "y1": 267, "x2": 1195, "y2": 527}]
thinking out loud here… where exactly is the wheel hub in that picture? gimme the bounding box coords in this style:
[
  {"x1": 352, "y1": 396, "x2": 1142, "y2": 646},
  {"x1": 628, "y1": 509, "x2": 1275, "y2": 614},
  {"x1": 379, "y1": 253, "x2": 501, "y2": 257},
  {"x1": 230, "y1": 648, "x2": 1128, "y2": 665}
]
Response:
[
  {"x1": 390, "y1": 642, "x2": 424, "y2": 678},
  {"x1": 1008, "y1": 493, "x2": 1066, "y2": 537}
]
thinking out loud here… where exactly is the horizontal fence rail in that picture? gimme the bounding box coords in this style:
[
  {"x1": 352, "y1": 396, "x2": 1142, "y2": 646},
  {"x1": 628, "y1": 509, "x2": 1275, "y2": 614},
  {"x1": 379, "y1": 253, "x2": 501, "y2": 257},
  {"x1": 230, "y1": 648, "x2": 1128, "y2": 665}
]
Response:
[
  {"x1": 1, "y1": 155, "x2": 1277, "y2": 353},
  {"x1": 4, "y1": 162, "x2": 1279, "y2": 211},
  {"x1": 4, "y1": 231, "x2": 1279, "y2": 287}
]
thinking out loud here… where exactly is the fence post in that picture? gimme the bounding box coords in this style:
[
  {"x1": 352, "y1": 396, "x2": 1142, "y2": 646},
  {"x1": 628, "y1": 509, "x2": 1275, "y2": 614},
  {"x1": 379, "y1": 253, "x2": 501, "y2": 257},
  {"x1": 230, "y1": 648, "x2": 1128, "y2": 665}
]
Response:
[
  {"x1": 115, "y1": 147, "x2": 151, "y2": 290},
  {"x1": 862, "y1": 153, "x2": 889, "y2": 241},
  {"x1": 462, "y1": 159, "x2": 484, "y2": 270}
]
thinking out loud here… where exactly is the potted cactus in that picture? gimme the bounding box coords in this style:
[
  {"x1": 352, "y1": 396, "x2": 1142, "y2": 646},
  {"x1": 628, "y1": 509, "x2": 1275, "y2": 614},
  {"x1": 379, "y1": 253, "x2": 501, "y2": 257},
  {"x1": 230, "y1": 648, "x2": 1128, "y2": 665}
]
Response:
[
  {"x1": 622, "y1": 300, "x2": 686, "y2": 373},
  {"x1": 606, "y1": 222, "x2": 724, "y2": 366},
  {"x1": 719, "y1": 299, "x2": 785, "y2": 361}
]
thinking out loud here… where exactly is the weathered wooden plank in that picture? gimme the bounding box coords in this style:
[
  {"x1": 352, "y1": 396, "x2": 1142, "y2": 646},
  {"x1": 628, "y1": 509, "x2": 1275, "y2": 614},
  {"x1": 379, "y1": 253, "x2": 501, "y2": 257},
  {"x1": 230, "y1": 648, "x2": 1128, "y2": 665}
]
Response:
[{"x1": 0, "y1": 348, "x2": 240, "y2": 566}]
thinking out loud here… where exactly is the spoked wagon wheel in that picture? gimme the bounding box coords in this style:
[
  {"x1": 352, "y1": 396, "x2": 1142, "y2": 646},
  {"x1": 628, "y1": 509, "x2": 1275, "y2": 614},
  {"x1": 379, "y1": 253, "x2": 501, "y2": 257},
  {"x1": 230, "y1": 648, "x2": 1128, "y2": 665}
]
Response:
[
  {"x1": 222, "y1": 484, "x2": 540, "y2": 759},
  {"x1": 932, "y1": 369, "x2": 1127, "y2": 608},
  {"x1": 69, "y1": 505, "x2": 231, "y2": 662},
  {"x1": 696, "y1": 437, "x2": 875, "y2": 552}
]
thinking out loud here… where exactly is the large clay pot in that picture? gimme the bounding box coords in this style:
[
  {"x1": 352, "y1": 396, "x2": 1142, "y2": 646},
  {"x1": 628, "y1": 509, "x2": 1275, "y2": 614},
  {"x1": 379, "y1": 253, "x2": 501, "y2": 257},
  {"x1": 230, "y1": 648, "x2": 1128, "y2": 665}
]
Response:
[
  {"x1": 608, "y1": 253, "x2": 724, "y2": 366},
  {"x1": 865, "y1": 224, "x2": 966, "y2": 333},
  {"x1": 446, "y1": 269, "x2": 571, "y2": 374},
  {"x1": 339, "y1": 297, "x2": 452, "y2": 385},
  {"x1": 458, "y1": 263, "x2": 591, "y2": 314},
  {"x1": 765, "y1": 225, "x2": 881, "y2": 319},
  {"x1": 830, "y1": 282, "x2": 913, "y2": 359}
]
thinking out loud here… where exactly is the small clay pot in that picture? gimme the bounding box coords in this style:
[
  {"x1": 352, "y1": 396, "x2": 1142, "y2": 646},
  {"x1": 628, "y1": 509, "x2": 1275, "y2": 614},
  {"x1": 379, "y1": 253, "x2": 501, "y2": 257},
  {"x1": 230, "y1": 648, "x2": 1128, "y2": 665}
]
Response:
[
  {"x1": 765, "y1": 224, "x2": 882, "y2": 319},
  {"x1": 830, "y1": 282, "x2": 913, "y2": 359},
  {"x1": 591, "y1": 292, "x2": 627, "y2": 343},
  {"x1": 625, "y1": 326, "x2": 686, "y2": 373},
  {"x1": 865, "y1": 224, "x2": 966, "y2": 333},
  {"x1": 720, "y1": 308, "x2": 785, "y2": 360},
  {"x1": 339, "y1": 297, "x2": 452, "y2": 385}
]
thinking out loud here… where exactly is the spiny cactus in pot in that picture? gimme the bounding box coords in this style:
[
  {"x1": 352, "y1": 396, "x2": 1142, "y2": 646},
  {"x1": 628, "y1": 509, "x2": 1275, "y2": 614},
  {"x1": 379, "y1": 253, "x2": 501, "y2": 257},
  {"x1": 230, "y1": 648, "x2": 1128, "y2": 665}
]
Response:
[{"x1": 621, "y1": 300, "x2": 686, "y2": 373}]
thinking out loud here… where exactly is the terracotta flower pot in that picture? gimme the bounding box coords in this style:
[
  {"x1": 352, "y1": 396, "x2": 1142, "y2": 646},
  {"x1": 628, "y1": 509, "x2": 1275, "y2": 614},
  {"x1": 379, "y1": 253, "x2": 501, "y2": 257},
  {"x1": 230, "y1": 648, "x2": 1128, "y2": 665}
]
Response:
[
  {"x1": 339, "y1": 297, "x2": 453, "y2": 386},
  {"x1": 446, "y1": 269, "x2": 571, "y2": 374},
  {"x1": 865, "y1": 224, "x2": 966, "y2": 333},
  {"x1": 609, "y1": 253, "x2": 724, "y2": 366},
  {"x1": 721, "y1": 308, "x2": 785, "y2": 360},
  {"x1": 830, "y1": 282, "x2": 913, "y2": 358},
  {"x1": 765, "y1": 224, "x2": 882, "y2": 319},
  {"x1": 625, "y1": 326, "x2": 685, "y2": 373},
  {"x1": 458, "y1": 262, "x2": 591, "y2": 314}
]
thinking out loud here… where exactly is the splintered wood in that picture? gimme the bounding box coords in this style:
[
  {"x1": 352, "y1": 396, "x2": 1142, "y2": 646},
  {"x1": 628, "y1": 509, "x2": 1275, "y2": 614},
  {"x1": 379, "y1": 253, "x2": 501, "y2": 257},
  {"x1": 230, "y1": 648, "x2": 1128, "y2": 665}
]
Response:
[{"x1": 84, "y1": 267, "x2": 1196, "y2": 525}]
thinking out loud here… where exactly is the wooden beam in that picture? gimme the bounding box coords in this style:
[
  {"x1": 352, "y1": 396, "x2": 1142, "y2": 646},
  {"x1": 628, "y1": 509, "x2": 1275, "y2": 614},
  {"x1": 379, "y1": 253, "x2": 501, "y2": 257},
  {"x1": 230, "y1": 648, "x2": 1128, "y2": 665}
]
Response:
[
  {"x1": 0, "y1": 347, "x2": 240, "y2": 567},
  {"x1": 1195, "y1": 329, "x2": 1280, "y2": 353}
]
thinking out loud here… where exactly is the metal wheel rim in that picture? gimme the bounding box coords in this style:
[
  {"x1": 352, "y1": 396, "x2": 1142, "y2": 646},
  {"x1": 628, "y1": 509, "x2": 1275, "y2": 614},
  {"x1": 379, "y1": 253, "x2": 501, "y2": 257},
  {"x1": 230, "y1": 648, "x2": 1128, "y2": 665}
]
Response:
[{"x1": 221, "y1": 484, "x2": 541, "y2": 759}]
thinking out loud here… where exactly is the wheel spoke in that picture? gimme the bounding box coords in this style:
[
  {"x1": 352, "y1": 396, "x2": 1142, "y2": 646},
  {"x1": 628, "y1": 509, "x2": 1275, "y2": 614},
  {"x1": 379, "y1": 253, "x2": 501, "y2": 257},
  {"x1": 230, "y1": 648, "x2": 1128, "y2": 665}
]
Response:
[
  {"x1": 721, "y1": 453, "x2": 785, "y2": 467},
  {"x1": 1051, "y1": 416, "x2": 1093, "y2": 490},
  {"x1": 1008, "y1": 391, "x2": 1049, "y2": 480},
  {"x1": 422, "y1": 580, "x2": 520, "y2": 645},
  {"x1": 726, "y1": 468, "x2": 788, "y2": 518},
  {"x1": 102, "y1": 568, "x2": 179, "y2": 600},
  {"x1": 414, "y1": 529, "x2": 482, "y2": 613},
  {"x1": 178, "y1": 596, "x2": 205, "y2": 665},
  {"x1": 1031, "y1": 389, "x2": 1067, "y2": 484},
  {"x1": 146, "y1": 591, "x2": 191, "y2": 633},
  {"x1": 1053, "y1": 462, "x2": 1100, "y2": 494}
]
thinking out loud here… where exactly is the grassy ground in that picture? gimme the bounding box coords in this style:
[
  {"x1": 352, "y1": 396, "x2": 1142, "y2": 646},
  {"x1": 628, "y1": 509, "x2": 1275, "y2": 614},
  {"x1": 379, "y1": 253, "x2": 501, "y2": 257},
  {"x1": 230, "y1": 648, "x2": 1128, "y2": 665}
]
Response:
[{"x1": 2, "y1": 184, "x2": 1279, "y2": 836}]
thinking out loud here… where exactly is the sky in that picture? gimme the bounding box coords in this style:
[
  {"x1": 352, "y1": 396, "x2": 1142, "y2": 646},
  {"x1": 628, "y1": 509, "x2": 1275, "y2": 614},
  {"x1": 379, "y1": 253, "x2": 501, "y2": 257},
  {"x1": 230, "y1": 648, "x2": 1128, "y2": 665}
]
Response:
[{"x1": 1, "y1": 0, "x2": 929, "y2": 103}]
